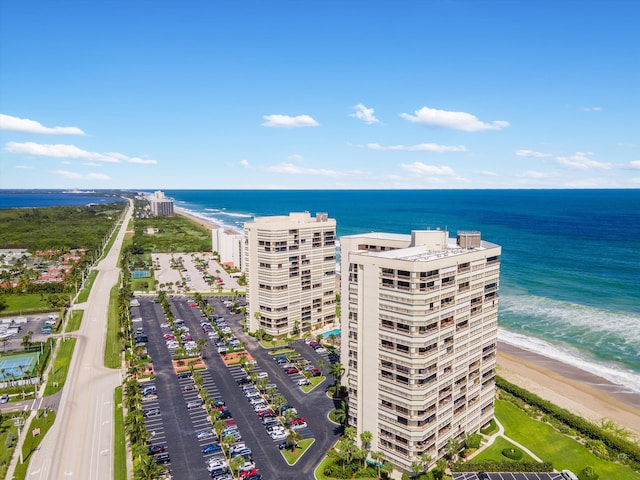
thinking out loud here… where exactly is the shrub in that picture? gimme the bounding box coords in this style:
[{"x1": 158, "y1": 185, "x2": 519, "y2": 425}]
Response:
[
  {"x1": 578, "y1": 466, "x2": 599, "y2": 480},
  {"x1": 501, "y1": 447, "x2": 523, "y2": 460}
]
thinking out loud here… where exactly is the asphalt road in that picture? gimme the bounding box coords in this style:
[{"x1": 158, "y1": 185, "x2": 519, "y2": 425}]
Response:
[{"x1": 26, "y1": 201, "x2": 132, "y2": 480}]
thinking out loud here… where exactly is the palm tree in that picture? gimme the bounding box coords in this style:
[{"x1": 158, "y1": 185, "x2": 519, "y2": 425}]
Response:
[
  {"x1": 360, "y1": 430, "x2": 372, "y2": 465},
  {"x1": 286, "y1": 429, "x2": 302, "y2": 452},
  {"x1": 316, "y1": 359, "x2": 325, "y2": 373},
  {"x1": 329, "y1": 361, "x2": 345, "y2": 396},
  {"x1": 133, "y1": 453, "x2": 164, "y2": 480},
  {"x1": 333, "y1": 400, "x2": 348, "y2": 425},
  {"x1": 272, "y1": 394, "x2": 286, "y2": 415},
  {"x1": 213, "y1": 419, "x2": 226, "y2": 442},
  {"x1": 370, "y1": 451, "x2": 385, "y2": 479},
  {"x1": 230, "y1": 454, "x2": 245, "y2": 479}
]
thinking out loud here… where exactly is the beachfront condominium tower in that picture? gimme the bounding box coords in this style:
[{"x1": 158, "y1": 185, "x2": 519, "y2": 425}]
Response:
[
  {"x1": 340, "y1": 229, "x2": 500, "y2": 472},
  {"x1": 149, "y1": 190, "x2": 174, "y2": 216},
  {"x1": 245, "y1": 212, "x2": 337, "y2": 336}
]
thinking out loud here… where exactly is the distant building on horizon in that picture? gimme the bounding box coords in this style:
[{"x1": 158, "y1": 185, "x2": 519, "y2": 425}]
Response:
[
  {"x1": 245, "y1": 211, "x2": 337, "y2": 336},
  {"x1": 340, "y1": 229, "x2": 501, "y2": 473},
  {"x1": 149, "y1": 190, "x2": 174, "y2": 216}
]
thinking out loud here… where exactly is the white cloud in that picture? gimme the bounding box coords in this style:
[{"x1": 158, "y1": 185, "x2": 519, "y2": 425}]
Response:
[
  {"x1": 288, "y1": 154, "x2": 304, "y2": 162},
  {"x1": 519, "y1": 170, "x2": 549, "y2": 179},
  {"x1": 261, "y1": 114, "x2": 319, "y2": 128},
  {"x1": 264, "y1": 163, "x2": 343, "y2": 177},
  {"x1": 127, "y1": 157, "x2": 157, "y2": 165},
  {"x1": 516, "y1": 149, "x2": 553, "y2": 158},
  {"x1": 477, "y1": 170, "x2": 498, "y2": 176},
  {"x1": 400, "y1": 162, "x2": 456, "y2": 176},
  {"x1": 349, "y1": 104, "x2": 380, "y2": 124},
  {"x1": 368, "y1": 142, "x2": 466, "y2": 153},
  {"x1": 627, "y1": 160, "x2": 640, "y2": 169},
  {"x1": 15, "y1": 165, "x2": 33, "y2": 170},
  {"x1": 240, "y1": 159, "x2": 250, "y2": 168},
  {"x1": 582, "y1": 106, "x2": 602, "y2": 112},
  {"x1": 555, "y1": 152, "x2": 611, "y2": 170},
  {"x1": 4, "y1": 141, "x2": 157, "y2": 165},
  {"x1": 399, "y1": 106, "x2": 509, "y2": 132},
  {"x1": 52, "y1": 170, "x2": 111, "y2": 180},
  {"x1": 0, "y1": 113, "x2": 86, "y2": 135}
]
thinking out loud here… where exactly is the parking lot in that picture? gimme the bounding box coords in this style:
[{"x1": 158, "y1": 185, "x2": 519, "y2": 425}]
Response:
[{"x1": 132, "y1": 294, "x2": 341, "y2": 479}]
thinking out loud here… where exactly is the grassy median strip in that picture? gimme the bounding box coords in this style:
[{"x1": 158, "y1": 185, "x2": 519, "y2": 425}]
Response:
[
  {"x1": 12, "y1": 410, "x2": 57, "y2": 480},
  {"x1": 114, "y1": 386, "x2": 127, "y2": 480},
  {"x1": 44, "y1": 338, "x2": 77, "y2": 396},
  {"x1": 65, "y1": 309, "x2": 84, "y2": 332},
  {"x1": 496, "y1": 399, "x2": 640, "y2": 479},
  {"x1": 104, "y1": 284, "x2": 122, "y2": 368},
  {"x1": 77, "y1": 270, "x2": 98, "y2": 303}
]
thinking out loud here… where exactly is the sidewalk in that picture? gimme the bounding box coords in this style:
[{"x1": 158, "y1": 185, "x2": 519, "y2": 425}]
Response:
[{"x1": 466, "y1": 418, "x2": 543, "y2": 463}]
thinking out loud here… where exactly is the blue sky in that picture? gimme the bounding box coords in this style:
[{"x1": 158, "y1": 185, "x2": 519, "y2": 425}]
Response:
[{"x1": 1, "y1": 0, "x2": 638, "y2": 190}]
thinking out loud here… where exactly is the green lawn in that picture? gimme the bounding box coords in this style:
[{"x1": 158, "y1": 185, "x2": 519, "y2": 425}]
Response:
[
  {"x1": 12, "y1": 410, "x2": 56, "y2": 480},
  {"x1": 301, "y1": 376, "x2": 326, "y2": 393},
  {"x1": 77, "y1": 270, "x2": 98, "y2": 303},
  {"x1": 472, "y1": 435, "x2": 536, "y2": 462},
  {"x1": 104, "y1": 284, "x2": 122, "y2": 368},
  {"x1": 1, "y1": 293, "x2": 49, "y2": 313},
  {"x1": 496, "y1": 399, "x2": 640, "y2": 480},
  {"x1": 114, "y1": 386, "x2": 127, "y2": 480},
  {"x1": 44, "y1": 337, "x2": 76, "y2": 395},
  {"x1": 65, "y1": 309, "x2": 83, "y2": 332},
  {"x1": 281, "y1": 438, "x2": 314, "y2": 465},
  {"x1": 0, "y1": 412, "x2": 20, "y2": 479}
]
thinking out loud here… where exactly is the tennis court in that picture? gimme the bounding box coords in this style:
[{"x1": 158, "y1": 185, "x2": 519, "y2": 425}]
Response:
[{"x1": 0, "y1": 351, "x2": 40, "y2": 380}]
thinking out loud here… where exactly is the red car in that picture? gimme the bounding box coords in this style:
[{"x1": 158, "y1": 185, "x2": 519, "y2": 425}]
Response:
[
  {"x1": 240, "y1": 469, "x2": 258, "y2": 477},
  {"x1": 257, "y1": 409, "x2": 274, "y2": 417},
  {"x1": 189, "y1": 302, "x2": 198, "y2": 307},
  {"x1": 291, "y1": 417, "x2": 306, "y2": 425},
  {"x1": 163, "y1": 334, "x2": 175, "y2": 340},
  {"x1": 285, "y1": 367, "x2": 298, "y2": 374}
]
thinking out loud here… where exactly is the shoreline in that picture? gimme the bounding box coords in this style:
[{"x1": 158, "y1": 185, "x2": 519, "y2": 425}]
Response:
[
  {"x1": 175, "y1": 207, "x2": 640, "y2": 435},
  {"x1": 498, "y1": 341, "x2": 640, "y2": 436}
]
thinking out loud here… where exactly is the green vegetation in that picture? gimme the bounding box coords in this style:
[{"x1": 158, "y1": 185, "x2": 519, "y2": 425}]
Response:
[
  {"x1": 473, "y1": 436, "x2": 536, "y2": 462},
  {"x1": 480, "y1": 418, "x2": 498, "y2": 436},
  {"x1": 496, "y1": 399, "x2": 640, "y2": 479},
  {"x1": 65, "y1": 309, "x2": 83, "y2": 332},
  {"x1": 44, "y1": 338, "x2": 76, "y2": 395},
  {"x1": 0, "y1": 293, "x2": 49, "y2": 314},
  {"x1": 0, "y1": 202, "x2": 125, "y2": 251},
  {"x1": 281, "y1": 438, "x2": 314, "y2": 464},
  {"x1": 77, "y1": 270, "x2": 98, "y2": 303},
  {"x1": 0, "y1": 412, "x2": 20, "y2": 479},
  {"x1": 104, "y1": 284, "x2": 122, "y2": 368},
  {"x1": 300, "y1": 375, "x2": 325, "y2": 392},
  {"x1": 114, "y1": 386, "x2": 127, "y2": 480},
  {"x1": 131, "y1": 214, "x2": 211, "y2": 253},
  {"x1": 12, "y1": 410, "x2": 56, "y2": 480}
]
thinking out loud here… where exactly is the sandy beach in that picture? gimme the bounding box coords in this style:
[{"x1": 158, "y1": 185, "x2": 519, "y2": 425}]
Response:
[
  {"x1": 176, "y1": 208, "x2": 640, "y2": 436},
  {"x1": 498, "y1": 342, "x2": 640, "y2": 436}
]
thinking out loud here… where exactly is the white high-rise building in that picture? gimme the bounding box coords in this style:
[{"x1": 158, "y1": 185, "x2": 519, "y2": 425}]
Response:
[
  {"x1": 340, "y1": 229, "x2": 500, "y2": 472},
  {"x1": 149, "y1": 190, "x2": 174, "y2": 216},
  {"x1": 245, "y1": 212, "x2": 337, "y2": 336},
  {"x1": 212, "y1": 227, "x2": 245, "y2": 271}
]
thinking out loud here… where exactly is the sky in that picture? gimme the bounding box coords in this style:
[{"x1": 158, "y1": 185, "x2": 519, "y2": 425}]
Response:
[{"x1": 1, "y1": 0, "x2": 639, "y2": 190}]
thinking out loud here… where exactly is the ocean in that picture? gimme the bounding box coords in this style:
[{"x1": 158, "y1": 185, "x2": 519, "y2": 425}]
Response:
[{"x1": 1, "y1": 189, "x2": 638, "y2": 395}]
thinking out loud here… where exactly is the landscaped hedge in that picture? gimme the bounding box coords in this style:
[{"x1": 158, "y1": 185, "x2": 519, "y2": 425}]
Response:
[
  {"x1": 496, "y1": 376, "x2": 640, "y2": 464},
  {"x1": 501, "y1": 447, "x2": 523, "y2": 460},
  {"x1": 452, "y1": 460, "x2": 553, "y2": 472}
]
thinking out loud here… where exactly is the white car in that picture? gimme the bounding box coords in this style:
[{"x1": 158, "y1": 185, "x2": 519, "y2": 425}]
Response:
[
  {"x1": 160, "y1": 323, "x2": 171, "y2": 328},
  {"x1": 315, "y1": 347, "x2": 327, "y2": 353},
  {"x1": 297, "y1": 379, "x2": 311, "y2": 386},
  {"x1": 270, "y1": 431, "x2": 287, "y2": 440},
  {"x1": 197, "y1": 430, "x2": 214, "y2": 439},
  {"x1": 291, "y1": 421, "x2": 307, "y2": 430},
  {"x1": 256, "y1": 372, "x2": 268, "y2": 379}
]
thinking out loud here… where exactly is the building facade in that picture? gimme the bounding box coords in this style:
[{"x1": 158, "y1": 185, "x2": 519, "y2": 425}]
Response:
[
  {"x1": 149, "y1": 190, "x2": 174, "y2": 216},
  {"x1": 212, "y1": 227, "x2": 245, "y2": 271},
  {"x1": 245, "y1": 212, "x2": 337, "y2": 336},
  {"x1": 340, "y1": 229, "x2": 500, "y2": 472}
]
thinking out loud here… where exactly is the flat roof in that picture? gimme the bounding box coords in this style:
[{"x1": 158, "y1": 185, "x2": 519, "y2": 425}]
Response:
[{"x1": 452, "y1": 473, "x2": 564, "y2": 480}]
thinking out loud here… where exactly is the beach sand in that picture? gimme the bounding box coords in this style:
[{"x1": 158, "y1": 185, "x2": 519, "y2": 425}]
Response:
[
  {"x1": 498, "y1": 342, "x2": 640, "y2": 436},
  {"x1": 176, "y1": 208, "x2": 640, "y2": 436}
]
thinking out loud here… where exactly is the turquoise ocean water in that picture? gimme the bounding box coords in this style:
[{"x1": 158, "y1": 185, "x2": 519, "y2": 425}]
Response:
[{"x1": 163, "y1": 189, "x2": 640, "y2": 394}]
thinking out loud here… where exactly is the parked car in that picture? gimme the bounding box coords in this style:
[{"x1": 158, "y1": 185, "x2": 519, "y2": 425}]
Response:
[
  {"x1": 285, "y1": 367, "x2": 299, "y2": 374},
  {"x1": 143, "y1": 408, "x2": 160, "y2": 417},
  {"x1": 297, "y1": 378, "x2": 311, "y2": 386},
  {"x1": 155, "y1": 453, "x2": 170, "y2": 464},
  {"x1": 202, "y1": 443, "x2": 222, "y2": 454},
  {"x1": 197, "y1": 430, "x2": 214, "y2": 440},
  {"x1": 148, "y1": 445, "x2": 165, "y2": 455}
]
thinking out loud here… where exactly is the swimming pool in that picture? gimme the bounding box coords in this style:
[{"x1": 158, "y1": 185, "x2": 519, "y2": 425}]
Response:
[{"x1": 321, "y1": 329, "x2": 341, "y2": 338}]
